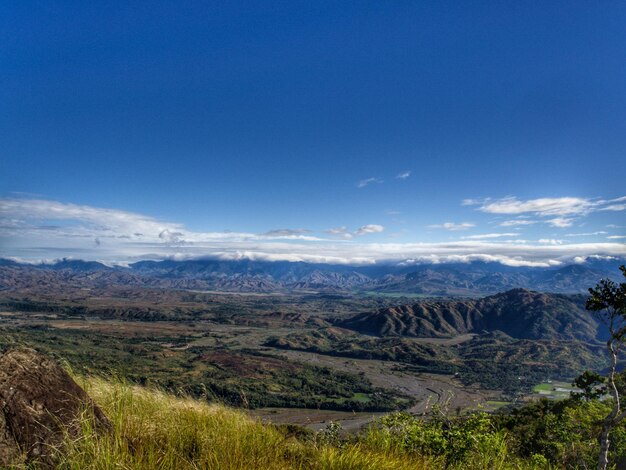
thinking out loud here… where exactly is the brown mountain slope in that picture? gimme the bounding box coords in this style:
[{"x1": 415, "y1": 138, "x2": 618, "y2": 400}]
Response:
[{"x1": 337, "y1": 289, "x2": 601, "y2": 341}]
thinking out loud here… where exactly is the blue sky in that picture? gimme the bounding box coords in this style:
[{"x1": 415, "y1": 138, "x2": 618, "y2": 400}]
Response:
[{"x1": 1, "y1": 1, "x2": 625, "y2": 264}]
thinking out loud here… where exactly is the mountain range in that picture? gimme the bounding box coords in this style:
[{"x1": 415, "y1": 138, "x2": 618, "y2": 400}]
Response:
[{"x1": 0, "y1": 257, "x2": 623, "y2": 295}]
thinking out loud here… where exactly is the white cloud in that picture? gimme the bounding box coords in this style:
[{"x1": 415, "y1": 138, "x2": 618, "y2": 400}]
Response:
[
  {"x1": 357, "y1": 177, "x2": 383, "y2": 188},
  {"x1": 607, "y1": 235, "x2": 626, "y2": 240},
  {"x1": 499, "y1": 219, "x2": 537, "y2": 227},
  {"x1": 601, "y1": 204, "x2": 626, "y2": 211},
  {"x1": 565, "y1": 231, "x2": 607, "y2": 237},
  {"x1": 326, "y1": 226, "x2": 350, "y2": 236},
  {"x1": 547, "y1": 217, "x2": 575, "y2": 228},
  {"x1": 538, "y1": 239, "x2": 564, "y2": 245},
  {"x1": 461, "y1": 198, "x2": 483, "y2": 206},
  {"x1": 401, "y1": 254, "x2": 561, "y2": 268},
  {"x1": 158, "y1": 229, "x2": 184, "y2": 244},
  {"x1": 1, "y1": 197, "x2": 625, "y2": 267},
  {"x1": 463, "y1": 233, "x2": 517, "y2": 239},
  {"x1": 429, "y1": 222, "x2": 475, "y2": 231},
  {"x1": 0, "y1": 198, "x2": 185, "y2": 242},
  {"x1": 259, "y1": 229, "x2": 325, "y2": 241},
  {"x1": 473, "y1": 195, "x2": 626, "y2": 230},
  {"x1": 461, "y1": 195, "x2": 619, "y2": 231},
  {"x1": 326, "y1": 224, "x2": 385, "y2": 239},
  {"x1": 262, "y1": 228, "x2": 309, "y2": 236},
  {"x1": 572, "y1": 255, "x2": 620, "y2": 264},
  {"x1": 396, "y1": 171, "x2": 411, "y2": 180},
  {"x1": 478, "y1": 197, "x2": 595, "y2": 216},
  {"x1": 355, "y1": 224, "x2": 385, "y2": 235}
]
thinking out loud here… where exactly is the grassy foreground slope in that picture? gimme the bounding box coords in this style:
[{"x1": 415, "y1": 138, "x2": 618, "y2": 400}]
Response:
[{"x1": 57, "y1": 377, "x2": 537, "y2": 470}]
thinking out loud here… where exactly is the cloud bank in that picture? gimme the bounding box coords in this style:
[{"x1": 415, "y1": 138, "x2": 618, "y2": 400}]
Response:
[{"x1": 1, "y1": 197, "x2": 624, "y2": 267}]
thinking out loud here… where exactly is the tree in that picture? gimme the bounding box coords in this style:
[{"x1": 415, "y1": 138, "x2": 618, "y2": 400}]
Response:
[
  {"x1": 586, "y1": 265, "x2": 626, "y2": 470},
  {"x1": 572, "y1": 370, "x2": 606, "y2": 402}
]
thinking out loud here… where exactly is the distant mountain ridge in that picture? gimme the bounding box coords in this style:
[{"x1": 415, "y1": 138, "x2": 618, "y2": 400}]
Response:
[
  {"x1": 0, "y1": 257, "x2": 623, "y2": 295},
  {"x1": 336, "y1": 288, "x2": 604, "y2": 341}
]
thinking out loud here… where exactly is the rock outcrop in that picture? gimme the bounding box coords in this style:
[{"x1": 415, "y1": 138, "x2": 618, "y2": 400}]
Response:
[{"x1": 0, "y1": 347, "x2": 110, "y2": 467}]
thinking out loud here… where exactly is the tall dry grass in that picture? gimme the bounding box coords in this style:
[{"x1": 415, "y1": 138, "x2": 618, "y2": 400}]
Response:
[{"x1": 52, "y1": 377, "x2": 543, "y2": 469}]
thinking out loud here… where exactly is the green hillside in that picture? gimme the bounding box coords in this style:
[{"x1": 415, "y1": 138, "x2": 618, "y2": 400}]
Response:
[{"x1": 46, "y1": 375, "x2": 625, "y2": 469}]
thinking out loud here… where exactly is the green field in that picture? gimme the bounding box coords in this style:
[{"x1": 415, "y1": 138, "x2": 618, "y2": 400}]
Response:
[
  {"x1": 532, "y1": 381, "x2": 577, "y2": 399},
  {"x1": 485, "y1": 400, "x2": 511, "y2": 410},
  {"x1": 532, "y1": 383, "x2": 553, "y2": 392}
]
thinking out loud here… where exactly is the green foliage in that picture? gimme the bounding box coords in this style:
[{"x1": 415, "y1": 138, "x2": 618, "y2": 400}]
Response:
[
  {"x1": 495, "y1": 397, "x2": 626, "y2": 467},
  {"x1": 316, "y1": 421, "x2": 344, "y2": 448},
  {"x1": 364, "y1": 409, "x2": 511, "y2": 466},
  {"x1": 357, "y1": 396, "x2": 626, "y2": 469},
  {"x1": 585, "y1": 265, "x2": 626, "y2": 319},
  {"x1": 571, "y1": 370, "x2": 606, "y2": 401},
  {"x1": 584, "y1": 265, "x2": 626, "y2": 470}
]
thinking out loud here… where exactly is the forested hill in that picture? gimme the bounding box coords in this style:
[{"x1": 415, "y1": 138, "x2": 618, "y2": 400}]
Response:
[{"x1": 337, "y1": 289, "x2": 604, "y2": 341}]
